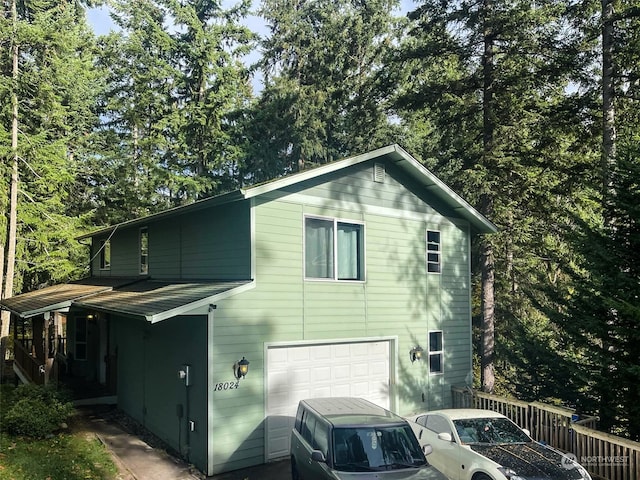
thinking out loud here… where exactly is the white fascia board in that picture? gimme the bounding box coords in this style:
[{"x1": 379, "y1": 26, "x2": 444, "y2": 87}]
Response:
[
  {"x1": 388, "y1": 147, "x2": 498, "y2": 234},
  {"x1": 240, "y1": 145, "x2": 399, "y2": 200},
  {"x1": 242, "y1": 144, "x2": 497, "y2": 234},
  {"x1": 147, "y1": 281, "x2": 256, "y2": 323}
]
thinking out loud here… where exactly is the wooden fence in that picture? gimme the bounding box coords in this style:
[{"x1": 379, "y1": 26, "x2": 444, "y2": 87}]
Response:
[{"x1": 452, "y1": 387, "x2": 639, "y2": 480}]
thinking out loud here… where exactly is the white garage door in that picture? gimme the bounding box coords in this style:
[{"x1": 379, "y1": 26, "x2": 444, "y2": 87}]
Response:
[{"x1": 266, "y1": 340, "x2": 391, "y2": 461}]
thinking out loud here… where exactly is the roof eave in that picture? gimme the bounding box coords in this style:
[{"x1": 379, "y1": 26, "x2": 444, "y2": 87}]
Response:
[
  {"x1": 147, "y1": 280, "x2": 256, "y2": 323},
  {"x1": 73, "y1": 280, "x2": 256, "y2": 323},
  {"x1": 76, "y1": 191, "x2": 245, "y2": 241}
]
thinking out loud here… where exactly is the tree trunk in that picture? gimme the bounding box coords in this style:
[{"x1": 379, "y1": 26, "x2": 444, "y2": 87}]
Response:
[
  {"x1": 599, "y1": 0, "x2": 617, "y2": 434},
  {"x1": 602, "y1": 0, "x2": 616, "y2": 198},
  {"x1": 1, "y1": 0, "x2": 19, "y2": 343},
  {"x1": 481, "y1": 237, "x2": 496, "y2": 393},
  {"x1": 480, "y1": 0, "x2": 496, "y2": 393}
]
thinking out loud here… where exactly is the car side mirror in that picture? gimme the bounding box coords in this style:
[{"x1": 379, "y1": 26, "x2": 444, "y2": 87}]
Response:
[
  {"x1": 311, "y1": 450, "x2": 327, "y2": 463},
  {"x1": 437, "y1": 432, "x2": 453, "y2": 442},
  {"x1": 522, "y1": 428, "x2": 531, "y2": 438},
  {"x1": 423, "y1": 444, "x2": 433, "y2": 456}
]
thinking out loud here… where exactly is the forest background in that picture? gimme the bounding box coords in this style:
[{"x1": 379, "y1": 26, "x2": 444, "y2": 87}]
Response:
[{"x1": 0, "y1": 0, "x2": 639, "y2": 443}]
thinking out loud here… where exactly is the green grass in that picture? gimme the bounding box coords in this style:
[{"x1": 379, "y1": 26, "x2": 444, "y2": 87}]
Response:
[{"x1": 0, "y1": 429, "x2": 119, "y2": 480}]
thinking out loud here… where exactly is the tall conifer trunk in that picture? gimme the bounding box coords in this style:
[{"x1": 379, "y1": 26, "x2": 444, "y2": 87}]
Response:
[
  {"x1": 599, "y1": 0, "x2": 617, "y2": 433},
  {"x1": 1, "y1": 0, "x2": 18, "y2": 343},
  {"x1": 480, "y1": 0, "x2": 496, "y2": 393},
  {"x1": 602, "y1": 0, "x2": 616, "y2": 198}
]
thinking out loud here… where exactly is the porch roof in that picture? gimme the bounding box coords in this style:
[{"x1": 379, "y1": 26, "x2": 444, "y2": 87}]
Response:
[
  {"x1": 0, "y1": 278, "x2": 138, "y2": 319},
  {"x1": 73, "y1": 279, "x2": 254, "y2": 323}
]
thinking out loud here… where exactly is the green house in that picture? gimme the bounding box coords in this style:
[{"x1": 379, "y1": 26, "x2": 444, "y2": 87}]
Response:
[{"x1": 2, "y1": 145, "x2": 496, "y2": 476}]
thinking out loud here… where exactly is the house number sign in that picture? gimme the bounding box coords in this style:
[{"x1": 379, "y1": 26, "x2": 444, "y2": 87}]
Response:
[{"x1": 213, "y1": 380, "x2": 240, "y2": 391}]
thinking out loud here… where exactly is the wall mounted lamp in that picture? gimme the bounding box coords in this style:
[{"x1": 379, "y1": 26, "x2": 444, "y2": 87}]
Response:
[
  {"x1": 234, "y1": 356, "x2": 250, "y2": 379},
  {"x1": 410, "y1": 346, "x2": 423, "y2": 363}
]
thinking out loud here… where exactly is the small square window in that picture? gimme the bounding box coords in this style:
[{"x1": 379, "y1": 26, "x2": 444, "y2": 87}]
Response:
[
  {"x1": 427, "y1": 230, "x2": 441, "y2": 273},
  {"x1": 429, "y1": 330, "x2": 443, "y2": 375}
]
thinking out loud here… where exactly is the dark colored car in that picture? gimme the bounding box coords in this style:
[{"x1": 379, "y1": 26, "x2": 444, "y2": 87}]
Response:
[{"x1": 290, "y1": 397, "x2": 447, "y2": 480}]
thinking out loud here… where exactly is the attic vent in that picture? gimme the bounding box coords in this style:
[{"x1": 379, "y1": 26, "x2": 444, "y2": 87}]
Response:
[{"x1": 373, "y1": 163, "x2": 386, "y2": 183}]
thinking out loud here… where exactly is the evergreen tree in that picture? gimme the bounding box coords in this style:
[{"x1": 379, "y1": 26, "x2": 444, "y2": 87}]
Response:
[
  {"x1": 91, "y1": 0, "x2": 255, "y2": 220},
  {"x1": 248, "y1": 0, "x2": 401, "y2": 179},
  {"x1": 0, "y1": 0, "x2": 100, "y2": 298},
  {"x1": 85, "y1": 0, "x2": 179, "y2": 224},
  {"x1": 398, "y1": 0, "x2": 598, "y2": 396}
]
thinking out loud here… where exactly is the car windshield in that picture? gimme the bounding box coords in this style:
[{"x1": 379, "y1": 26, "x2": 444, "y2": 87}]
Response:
[
  {"x1": 332, "y1": 425, "x2": 427, "y2": 472},
  {"x1": 452, "y1": 417, "x2": 530, "y2": 445}
]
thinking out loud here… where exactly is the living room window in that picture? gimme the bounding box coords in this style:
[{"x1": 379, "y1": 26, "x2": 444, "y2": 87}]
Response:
[
  {"x1": 429, "y1": 330, "x2": 444, "y2": 375},
  {"x1": 426, "y1": 230, "x2": 441, "y2": 273},
  {"x1": 99, "y1": 239, "x2": 111, "y2": 270},
  {"x1": 140, "y1": 227, "x2": 148, "y2": 275},
  {"x1": 304, "y1": 216, "x2": 364, "y2": 281}
]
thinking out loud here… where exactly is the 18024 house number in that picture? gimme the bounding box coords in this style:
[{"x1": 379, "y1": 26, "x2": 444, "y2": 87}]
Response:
[{"x1": 213, "y1": 381, "x2": 240, "y2": 391}]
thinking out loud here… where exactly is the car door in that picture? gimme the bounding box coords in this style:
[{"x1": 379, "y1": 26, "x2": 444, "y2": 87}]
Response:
[
  {"x1": 414, "y1": 414, "x2": 461, "y2": 480},
  {"x1": 295, "y1": 410, "x2": 334, "y2": 480}
]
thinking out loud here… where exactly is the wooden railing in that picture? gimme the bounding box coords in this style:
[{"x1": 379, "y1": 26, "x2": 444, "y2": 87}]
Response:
[
  {"x1": 452, "y1": 387, "x2": 639, "y2": 480},
  {"x1": 13, "y1": 339, "x2": 44, "y2": 385}
]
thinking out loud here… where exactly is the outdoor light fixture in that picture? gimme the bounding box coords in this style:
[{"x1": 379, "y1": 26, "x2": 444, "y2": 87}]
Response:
[
  {"x1": 234, "y1": 356, "x2": 250, "y2": 379},
  {"x1": 410, "y1": 346, "x2": 423, "y2": 363}
]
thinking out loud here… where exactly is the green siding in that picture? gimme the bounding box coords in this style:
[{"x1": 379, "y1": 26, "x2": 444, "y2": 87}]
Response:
[
  {"x1": 204, "y1": 159, "x2": 474, "y2": 474},
  {"x1": 88, "y1": 158, "x2": 476, "y2": 475},
  {"x1": 114, "y1": 315, "x2": 209, "y2": 470},
  {"x1": 90, "y1": 202, "x2": 251, "y2": 280}
]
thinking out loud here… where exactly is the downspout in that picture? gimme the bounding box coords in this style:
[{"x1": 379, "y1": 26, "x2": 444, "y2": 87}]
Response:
[{"x1": 207, "y1": 304, "x2": 216, "y2": 476}]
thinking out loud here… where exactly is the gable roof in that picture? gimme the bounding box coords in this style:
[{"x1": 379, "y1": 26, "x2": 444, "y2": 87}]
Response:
[{"x1": 78, "y1": 144, "x2": 496, "y2": 240}]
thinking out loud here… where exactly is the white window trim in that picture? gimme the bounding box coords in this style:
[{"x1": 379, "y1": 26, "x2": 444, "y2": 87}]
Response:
[
  {"x1": 303, "y1": 214, "x2": 366, "y2": 282},
  {"x1": 426, "y1": 229, "x2": 442, "y2": 274},
  {"x1": 99, "y1": 239, "x2": 111, "y2": 271},
  {"x1": 428, "y1": 330, "x2": 444, "y2": 376}
]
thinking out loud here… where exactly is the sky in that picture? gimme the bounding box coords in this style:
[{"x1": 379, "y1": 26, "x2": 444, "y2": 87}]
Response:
[
  {"x1": 85, "y1": 1, "x2": 417, "y2": 92},
  {"x1": 86, "y1": 1, "x2": 417, "y2": 37}
]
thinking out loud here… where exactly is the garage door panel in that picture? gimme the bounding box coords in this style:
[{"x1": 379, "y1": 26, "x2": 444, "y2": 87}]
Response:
[
  {"x1": 291, "y1": 368, "x2": 311, "y2": 385},
  {"x1": 311, "y1": 344, "x2": 332, "y2": 360},
  {"x1": 332, "y1": 364, "x2": 351, "y2": 381},
  {"x1": 352, "y1": 361, "x2": 371, "y2": 377},
  {"x1": 311, "y1": 365, "x2": 331, "y2": 383},
  {"x1": 266, "y1": 340, "x2": 391, "y2": 461}
]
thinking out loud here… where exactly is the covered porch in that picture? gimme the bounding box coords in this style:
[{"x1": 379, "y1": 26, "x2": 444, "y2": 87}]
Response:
[{"x1": 1, "y1": 279, "x2": 133, "y2": 401}]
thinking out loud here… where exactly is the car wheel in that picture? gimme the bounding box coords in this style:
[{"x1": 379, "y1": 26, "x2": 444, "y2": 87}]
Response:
[
  {"x1": 474, "y1": 474, "x2": 493, "y2": 480},
  {"x1": 291, "y1": 457, "x2": 301, "y2": 480}
]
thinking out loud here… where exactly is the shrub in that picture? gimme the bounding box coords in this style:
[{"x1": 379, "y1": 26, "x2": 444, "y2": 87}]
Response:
[{"x1": 1, "y1": 384, "x2": 74, "y2": 438}]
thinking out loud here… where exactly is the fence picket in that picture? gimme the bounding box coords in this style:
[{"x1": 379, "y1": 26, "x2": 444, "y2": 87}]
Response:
[{"x1": 451, "y1": 387, "x2": 640, "y2": 480}]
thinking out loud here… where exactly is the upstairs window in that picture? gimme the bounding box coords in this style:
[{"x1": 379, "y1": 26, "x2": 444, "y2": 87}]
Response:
[
  {"x1": 426, "y1": 230, "x2": 441, "y2": 273},
  {"x1": 429, "y1": 330, "x2": 444, "y2": 375},
  {"x1": 140, "y1": 227, "x2": 148, "y2": 275},
  {"x1": 99, "y1": 239, "x2": 111, "y2": 270},
  {"x1": 305, "y1": 216, "x2": 364, "y2": 281}
]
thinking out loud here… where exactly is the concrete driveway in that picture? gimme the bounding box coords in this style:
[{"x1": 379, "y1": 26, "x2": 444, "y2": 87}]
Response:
[{"x1": 208, "y1": 459, "x2": 290, "y2": 479}]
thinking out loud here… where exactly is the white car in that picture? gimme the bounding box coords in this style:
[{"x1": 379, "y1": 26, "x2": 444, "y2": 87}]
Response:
[{"x1": 405, "y1": 409, "x2": 591, "y2": 480}]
